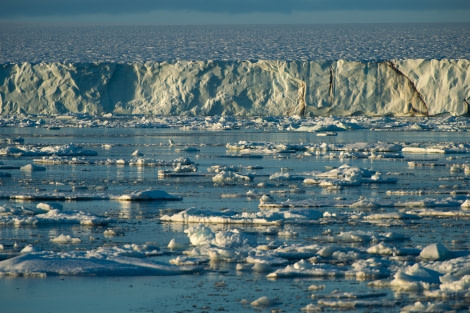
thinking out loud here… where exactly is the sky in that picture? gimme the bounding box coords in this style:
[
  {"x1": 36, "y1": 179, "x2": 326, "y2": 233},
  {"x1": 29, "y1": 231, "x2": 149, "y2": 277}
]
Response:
[{"x1": 1, "y1": 0, "x2": 470, "y2": 24}]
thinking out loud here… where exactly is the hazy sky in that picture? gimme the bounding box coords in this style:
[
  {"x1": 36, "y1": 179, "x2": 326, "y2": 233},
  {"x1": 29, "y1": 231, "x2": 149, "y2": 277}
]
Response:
[{"x1": 2, "y1": 0, "x2": 470, "y2": 24}]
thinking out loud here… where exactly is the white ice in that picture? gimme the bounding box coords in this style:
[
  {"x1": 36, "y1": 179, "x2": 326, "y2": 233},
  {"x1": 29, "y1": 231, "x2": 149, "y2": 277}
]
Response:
[{"x1": 1, "y1": 60, "x2": 469, "y2": 117}]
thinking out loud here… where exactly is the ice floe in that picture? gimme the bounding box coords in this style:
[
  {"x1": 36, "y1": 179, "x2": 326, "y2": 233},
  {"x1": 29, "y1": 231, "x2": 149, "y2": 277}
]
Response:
[
  {"x1": 0, "y1": 144, "x2": 97, "y2": 157},
  {"x1": 0, "y1": 203, "x2": 109, "y2": 227},
  {"x1": 113, "y1": 189, "x2": 182, "y2": 201},
  {"x1": 0, "y1": 249, "x2": 200, "y2": 277}
]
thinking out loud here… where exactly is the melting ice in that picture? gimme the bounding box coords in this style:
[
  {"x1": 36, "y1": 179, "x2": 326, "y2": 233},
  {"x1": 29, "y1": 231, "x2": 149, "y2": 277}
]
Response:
[{"x1": 0, "y1": 115, "x2": 470, "y2": 312}]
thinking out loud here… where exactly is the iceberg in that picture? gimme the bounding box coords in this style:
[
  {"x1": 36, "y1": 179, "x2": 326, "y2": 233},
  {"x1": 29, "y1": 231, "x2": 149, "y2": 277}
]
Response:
[{"x1": 0, "y1": 59, "x2": 468, "y2": 117}]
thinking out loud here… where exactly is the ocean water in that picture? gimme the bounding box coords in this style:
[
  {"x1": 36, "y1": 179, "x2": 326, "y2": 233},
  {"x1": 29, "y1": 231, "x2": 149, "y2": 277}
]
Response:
[
  {"x1": 0, "y1": 24, "x2": 470, "y2": 312},
  {"x1": 1, "y1": 116, "x2": 470, "y2": 312}
]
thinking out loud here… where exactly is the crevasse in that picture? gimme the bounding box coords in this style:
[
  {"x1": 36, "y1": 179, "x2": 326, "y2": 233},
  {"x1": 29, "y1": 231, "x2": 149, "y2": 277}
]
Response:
[{"x1": 0, "y1": 59, "x2": 468, "y2": 116}]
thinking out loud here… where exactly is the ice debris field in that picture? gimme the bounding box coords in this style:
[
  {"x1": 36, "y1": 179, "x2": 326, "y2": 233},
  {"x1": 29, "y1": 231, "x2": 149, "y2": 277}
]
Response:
[
  {"x1": 0, "y1": 23, "x2": 470, "y2": 312},
  {"x1": 1, "y1": 114, "x2": 470, "y2": 312}
]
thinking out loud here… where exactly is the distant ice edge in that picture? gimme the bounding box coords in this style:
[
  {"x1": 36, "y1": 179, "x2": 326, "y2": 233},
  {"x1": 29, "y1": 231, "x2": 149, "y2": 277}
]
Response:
[{"x1": 1, "y1": 59, "x2": 469, "y2": 117}]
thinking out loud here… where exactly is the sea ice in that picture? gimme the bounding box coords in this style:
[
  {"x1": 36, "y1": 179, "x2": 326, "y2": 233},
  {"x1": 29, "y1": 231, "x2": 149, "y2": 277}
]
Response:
[
  {"x1": 50, "y1": 234, "x2": 81, "y2": 244},
  {"x1": 0, "y1": 250, "x2": 200, "y2": 277},
  {"x1": 113, "y1": 189, "x2": 182, "y2": 201},
  {"x1": 20, "y1": 164, "x2": 46, "y2": 172},
  {"x1": 419, "y1": 243, "x2": 452, "y2": 261}
]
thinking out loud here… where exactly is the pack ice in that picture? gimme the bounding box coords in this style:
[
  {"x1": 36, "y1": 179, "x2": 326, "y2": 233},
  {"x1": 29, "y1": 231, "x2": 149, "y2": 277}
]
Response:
[{"x1": 1, "y1": 59, "x2": 469, "y2": 117}]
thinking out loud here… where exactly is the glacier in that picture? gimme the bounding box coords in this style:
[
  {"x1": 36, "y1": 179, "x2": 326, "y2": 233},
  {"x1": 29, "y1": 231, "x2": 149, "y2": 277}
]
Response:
[{"x1": 0, "y1": 59, "x2": 469, "y2": 117}]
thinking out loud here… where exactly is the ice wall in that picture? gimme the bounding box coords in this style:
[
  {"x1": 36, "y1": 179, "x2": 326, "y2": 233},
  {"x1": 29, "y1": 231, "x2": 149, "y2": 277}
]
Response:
[{"x1": 0, "y1": 60, "x2": 468, "y2": 116}]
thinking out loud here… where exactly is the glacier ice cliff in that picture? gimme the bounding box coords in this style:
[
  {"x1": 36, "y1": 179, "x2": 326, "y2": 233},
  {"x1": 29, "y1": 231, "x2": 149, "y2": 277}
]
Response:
[{"x1": 0, "y1": 59, "x2": 469, "y2": 117}]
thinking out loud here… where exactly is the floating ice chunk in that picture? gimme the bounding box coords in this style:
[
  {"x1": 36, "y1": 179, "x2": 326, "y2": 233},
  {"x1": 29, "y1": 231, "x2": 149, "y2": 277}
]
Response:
[
  {"x1": 20, "y1": 244, "x2": 38, "y2": 253},
  {"x1": 0, "y1": 204, "x2": 103, "y2": 226},
  {"x1": 161, "y1": 208, "x2": 237, "y2": 224},
  {"x1": 246, "y1": 252, "x2": 289, "y2": 267},
  {"x1": 212, "y1": 229, "x2": 254, "y2": 248},
  {"x1": 301, "y1": 303, "x2": 319, "y2": 312},
  {"x1": 131, "y1": 150, "x2": 143, "y2": 156},
  {"x1": 206, "y1": 247, "x2": 241, "y2": 262},
  {"x1": 306, "y1": 164, "x2": 394, "y2": 187},
  {"x1": 390, "y1": 264, "x2": 441, "y2": 291},
  {"x1": 258, "y1": 194, "x2": 275, "y2": 205},
  {"x1": 36, "y1": 209, "x2": 109, "y2": 226},
  {"x1": 50, "y1": 234, "x2": 81, "y2": 244},
  {"x1": 269, "y1": 171, "x2": 304, "y2": 181},
  {"x1": 0, "y1": 251, "x2": 200, "y2": 276},
  {"x1": 184, "y1": 225, "x2": 254, "y2": 249},
  {"x1": 250, "y1": 296, "x2": 279, "y2": 308},
  {"x1": 440, "y1": 273, "x2": 470, "y2": 292},
  {"x1": 316, "y1": 131, "x2": 337, "y2": 136},
  {"x1": 40, "y1": 144, "x2": 98, "y2": 156},
  {"x1": 185, "y1": 224, "x2": 215, "y2": 246},
  {"x1": 295, "y1": 119, "x2": 358, "y2": 132},
  {"x1": 348, "y1": 258, "x2": 391, "y2": 279},
  {"x1": 114, "y1": 189, "x2": 182, "y2": 201},
  {"x1": 336, "y1": 231, "x2": 372, "y2": 243},
  {"x1": 173, "y1": 163, "x2": 197, "y2": 173},
  {"x1": 317, "y1": 245, "x2": 340, "y2": 258},
  {"x1": 364, "y1": 212, "x2": 420, "y2": 220},
  {"x1": 267, "y1": 259, "x2": 344, "y2": 279},
  {"x1": 271, "y1": 244, "x2": 320, "y2": 260},
  {"x1": 316, "y1": 298, "x2": 397, "y2": 310},
  {"x1": 160, "y1": 207, "x2": 285, "y2": 225},
  {"x1": 20, "y1": 164, "x2": 46, "y2": 172},
  {"x1": 212, "y1": 171, "x2": 254, "y2": 183},
  {"x1": 167, "y1": 238, "x2": 190, "y2": 251},
  {"x1": 115, "y1": 159, "x2": 127, "y2": 165},
  {"x1": 0, "y1": 215, "x2": 38, "y2": 227},
  {"x1": 396, "y1": 198, "x2": 461, "y2": 208},
  {"x1": 0, "y1": 147, "x2": 28, "y2": 156},
  {"x1": 450, "y1": 164, "x2": 464, "y2": 173},
  {"x1": 169, "y1": 256, "x2": 209, "y2": 266},
  {"x1": 308, "y1": 284, "x2": 326, "y2": 291},
  {"x1": 103, "y1": 228, "x2": 125, "y2": 237},
  {"x1": 87, "y1": 244, "x2": 161, "y2": 259},
  {"x1": 461, "y1": 199, "x2": 470, "y2": 210},
  {"x1": 419, "y1": 243, "x2": 452, "y2": 261},
  {"x1": 402, "y1": 146, "x2": 447, "y2": 154},
  {"x1": 322, "y1": 230, "x2": 407, "y2": 244},
  {"x1": 367, "y1": 243, "x2": 396, "y2": 256},
  {"x1": 36, "y1": 202, "x2": 62, "y2": 212},
  {"x1": 207, "y1": 164, "x2": 244, "y2": 173},
  {"x1": 400, "y1": 301, "x2": 453, "y2": 313},
  {"x1": 1, "y1": 144, "x2": 98, "y2": 157},
  {"x1": 350, "y1": 198, "x2": 380, "y2": 209}
]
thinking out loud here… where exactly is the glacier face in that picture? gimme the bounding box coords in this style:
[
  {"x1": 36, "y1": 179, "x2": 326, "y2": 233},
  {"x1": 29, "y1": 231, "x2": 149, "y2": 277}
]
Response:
[{"x1": 0, "y1": 59, "x2": 469, "y2": 117}]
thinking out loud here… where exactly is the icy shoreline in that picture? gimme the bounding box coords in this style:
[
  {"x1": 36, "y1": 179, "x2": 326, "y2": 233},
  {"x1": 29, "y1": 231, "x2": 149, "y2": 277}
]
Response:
[{"x1": 1, "y1": 59, "x2": 469, "y2": 117}]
